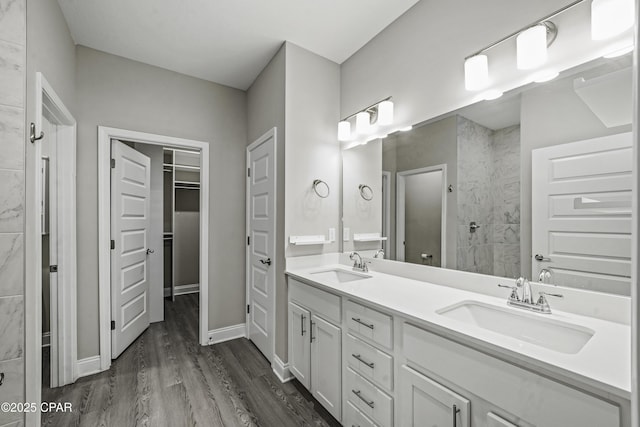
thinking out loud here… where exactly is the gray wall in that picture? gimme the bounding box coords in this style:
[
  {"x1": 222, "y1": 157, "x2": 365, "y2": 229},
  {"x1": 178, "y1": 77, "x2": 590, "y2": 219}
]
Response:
[
  {"x1": 520, "y1": 77, "x2": 631, "y2": 279},
  {"x1": 247, "y1": 44, "x2": 287, "y2": 360},
  {"x1": 75, "y1": 46, "x2": 247, "y2": 358},
  {"x1": 340, "y1": 0, "x2": 575, "y2": 128},
  {"x1": 0, "y1": 0, "x2": 25, "y2": 423},
  {"x1": 386, "y1": 116, "x2": 458, "y2": 269}
]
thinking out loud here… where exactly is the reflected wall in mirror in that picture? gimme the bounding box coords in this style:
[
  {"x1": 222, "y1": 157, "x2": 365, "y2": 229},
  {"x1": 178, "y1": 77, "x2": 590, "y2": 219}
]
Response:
[{"x1": 341, "y1": 55, "x2": 633, "y2": 296}]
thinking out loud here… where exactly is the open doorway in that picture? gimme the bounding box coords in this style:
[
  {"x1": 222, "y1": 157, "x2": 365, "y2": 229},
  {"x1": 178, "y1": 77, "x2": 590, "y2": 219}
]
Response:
[
  {"x1": 396, "y1": 164, "x2": 447, "y2": 266},
  {"x1": 98, "y1": 127, "x2": 210, "y2": 371}
]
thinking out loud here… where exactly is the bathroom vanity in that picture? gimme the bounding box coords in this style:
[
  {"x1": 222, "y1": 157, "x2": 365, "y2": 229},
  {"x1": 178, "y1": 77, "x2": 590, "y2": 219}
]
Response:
[{"x1": 286, "y1": 255, "x2": 631, "y2": 427}]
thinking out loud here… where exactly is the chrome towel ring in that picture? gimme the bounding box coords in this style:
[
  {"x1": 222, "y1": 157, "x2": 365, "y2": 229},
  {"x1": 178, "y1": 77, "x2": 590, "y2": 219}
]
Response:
[
  {"x1": 313, "y1": 179, "x2": 330, "y2": 198},
  {"x1": 359, "y1": 184, "x2": 373, "y2": 201}
]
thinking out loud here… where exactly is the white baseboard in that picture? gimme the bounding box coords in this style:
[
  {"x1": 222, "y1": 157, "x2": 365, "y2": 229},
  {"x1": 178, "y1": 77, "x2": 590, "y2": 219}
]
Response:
[
  {"x1": 76, "y1": 355, "x2": 102, "y2": 378},
  {"x1": 164, "y1": 283, "x2": 200, "y2": 297},
  {"x1": 207, "y1": 323, "x2": 246, "y2": 345},
  {"x1": 272, "y1": 355, "x2": 293, "y2": 383}
]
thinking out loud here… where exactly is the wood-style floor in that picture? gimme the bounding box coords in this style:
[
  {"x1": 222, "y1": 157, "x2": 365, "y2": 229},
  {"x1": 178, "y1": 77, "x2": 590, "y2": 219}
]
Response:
[{"x1": 42, "y1": 294, "x2": 341, "y2": 427}]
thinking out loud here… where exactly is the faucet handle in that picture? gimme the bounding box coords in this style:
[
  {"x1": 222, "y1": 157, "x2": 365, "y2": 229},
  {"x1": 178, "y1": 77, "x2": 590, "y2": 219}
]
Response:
[
  {"x1": 498, "y1": 284, "x2": 519, "y2": 301},
  {"x1": 536, "y1": 291, "x2": 563, "y2": 314},
  {"x1": 538, "y1": 291, "x2": 563, "y2": 299}
]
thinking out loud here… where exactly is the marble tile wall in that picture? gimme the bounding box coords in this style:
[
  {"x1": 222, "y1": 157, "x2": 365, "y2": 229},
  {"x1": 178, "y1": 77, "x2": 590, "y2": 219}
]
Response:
[
  {"x1": 0, "y1": 0, "x2": 26, "y2": 425},
  {"x1": 456, "y1": 117, "x2": 521, "y2": 278},
  {"x1": 491, "y1": 125, "x2": 521, "y2": 278},
  {"x1": 456, "y1": 116, "x2": 494, "y2": 275}
]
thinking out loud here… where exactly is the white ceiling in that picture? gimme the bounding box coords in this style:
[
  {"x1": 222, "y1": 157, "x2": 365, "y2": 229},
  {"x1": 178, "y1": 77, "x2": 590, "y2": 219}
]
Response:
[{"x1": 57, "y1": 0, "x2": 420, "y2": 90}]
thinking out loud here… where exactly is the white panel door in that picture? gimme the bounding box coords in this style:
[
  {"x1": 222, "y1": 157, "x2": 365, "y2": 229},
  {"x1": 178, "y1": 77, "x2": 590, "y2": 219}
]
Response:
[
  {"x1": 247, "y1": 130, "x2": 276, "y2": 361},
  {"x1": 532, "y1": 133, "x2": 632, "y2": 294},
  {"x1": 288, "y1": 302, "x2": 310, "y2": 389},
  {"x1": 111, "y1": 141, "x2": 151, "y2": 359},
  {"x1": 399, "y1": 365, "x2": 470, "y2": 427},
  {"x1": 311, "y1": 314, "x2": 342, "y2": 420}
]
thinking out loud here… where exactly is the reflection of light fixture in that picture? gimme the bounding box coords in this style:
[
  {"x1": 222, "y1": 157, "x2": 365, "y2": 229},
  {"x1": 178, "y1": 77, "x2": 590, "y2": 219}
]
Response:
[
  {"x1": 464, "y1": 55, "x2": 489, "y2": 91},
  {"x1": 531, "y1": 70, "x2": 559, "y2": 83},
  {"x1": 337, "y1": 121, "x2": 351, "y2": 141},
  {"x1": 591, "y1": 0, "x2": 634, "y2": 40},
  {"x1": 399, "y1": 126, "x2": 413, "y2": 132},
  {"x1": 377, "y1": 100, "x2": 394, "y2": 126},
  {"x1": 355, "y1": 111, "x2": 371, "y2": 135},
  {"x1": 482, "y1": 90, "x2": 503, "y2": 100},
  {"x1": 517, "y1": 24, "x2": 550, "y2": 70},
  {"x1": 603, "y1": 42, "x2": 634, "y2": 58}
]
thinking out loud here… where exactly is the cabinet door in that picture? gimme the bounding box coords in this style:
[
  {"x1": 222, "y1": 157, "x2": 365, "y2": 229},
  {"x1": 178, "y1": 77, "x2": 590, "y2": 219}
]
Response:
[
  {"x1": 399, "y1": 365, "x2": 470, "y2": 427},
  {"x1": 311, "y1": 314, "x2": 342, "y2": 421},
  {"x1": 288, "y1": 302, "x2": 311, "y2": 389}
]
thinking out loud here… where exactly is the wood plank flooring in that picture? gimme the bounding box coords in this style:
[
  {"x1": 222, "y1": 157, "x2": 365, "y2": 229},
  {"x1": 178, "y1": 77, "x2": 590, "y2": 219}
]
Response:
[{"x1": 42, "y1": 294, "x2": 341, "y2": 427}]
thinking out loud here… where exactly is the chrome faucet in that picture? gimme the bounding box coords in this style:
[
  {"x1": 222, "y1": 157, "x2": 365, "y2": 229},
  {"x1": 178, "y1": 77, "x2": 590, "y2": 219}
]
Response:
[
  {"x1": 350, "y1": 251, "x2": 369, "y2": 272},
  {"x1": 374, "y1": 249, "x2": 385, "y2": 259},
  {"x1": 498, "y1": 276, "x2": 563, "y2": 314}
]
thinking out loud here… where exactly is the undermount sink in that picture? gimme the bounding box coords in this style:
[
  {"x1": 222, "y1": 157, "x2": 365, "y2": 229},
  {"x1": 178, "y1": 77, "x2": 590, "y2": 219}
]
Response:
[
  {"x1": 437, "y1": 301, "x2": 595, "y2": 354},
  {"x1": 310, "y1": 268, "x2": 371, "y2": 284}
]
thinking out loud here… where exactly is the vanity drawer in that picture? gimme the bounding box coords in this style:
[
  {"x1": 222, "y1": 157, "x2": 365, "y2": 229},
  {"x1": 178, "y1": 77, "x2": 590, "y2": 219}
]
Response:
[
  {"x1": 346, "y1": 300, "x2": 392, "y2": 350},
  {"x1": 345, "y1": 401, "x2": 378, "y2": 427},
  {"x1": 403, "y1": 323, "x2": 620, "y2": 427},
  {"x1": 346, "y1": 333, "x2": 393, "y2": 391},
  {"x1": 346, "y1": 368, "x2": 393, "y2": 427},
  {"x1": 289, "y1": 278, "x2": 340, "y2": 324},
  {"x1": 487, "y1": 412, "x2": 519, "y2": 427}
]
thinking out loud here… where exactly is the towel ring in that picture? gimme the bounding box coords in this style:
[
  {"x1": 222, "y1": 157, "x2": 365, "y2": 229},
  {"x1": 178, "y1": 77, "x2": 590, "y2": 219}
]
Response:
[
  {"x1": 313, "y1": 179, "x2": 330, "y2": 198},
  {"x1": 359, "y1": 184, "x2": 373, "y2": 201}
]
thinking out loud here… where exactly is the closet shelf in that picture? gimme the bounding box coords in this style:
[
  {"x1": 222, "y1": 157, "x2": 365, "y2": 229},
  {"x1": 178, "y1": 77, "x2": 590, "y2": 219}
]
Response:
[
  {"x1": 353, "y1": 233, "x2": 387, "y2": 242},
  {"x1": 289, "y1": 235, "x2": 331, "y2": 246}
]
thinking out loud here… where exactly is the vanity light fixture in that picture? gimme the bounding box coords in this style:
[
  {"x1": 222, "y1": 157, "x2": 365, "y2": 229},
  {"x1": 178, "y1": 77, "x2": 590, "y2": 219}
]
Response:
[
  {"x1": 516, "y1": 23, "x2": 555, "y2": 70},
  {"x1": 337, "y1": 96, "x2": 394, "y2": 142},
  {"x1": 531, "y1": 69, "x2": 560, "y2": 83},
  {"x1": 338, "y1": 121, "x2": 351, "y2": 141},
  {"x1": 591, "y1": 0, "x2": 634, "y2": 40},
  {"x1": 399, "y1": 125, "x2": 413, "y2": 132},
  {"x1": 464, "y1": 54, "x2": 489, "y2": 91},
  {"x1": 482, "y1": 89, "x2": 504, "y2": 100}
]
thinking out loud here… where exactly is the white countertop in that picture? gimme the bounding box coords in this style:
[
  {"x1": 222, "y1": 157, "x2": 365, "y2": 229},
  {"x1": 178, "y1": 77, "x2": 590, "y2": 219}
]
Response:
[{"x1": 286, "y1": 263, "x2": 631, "y2": 400}]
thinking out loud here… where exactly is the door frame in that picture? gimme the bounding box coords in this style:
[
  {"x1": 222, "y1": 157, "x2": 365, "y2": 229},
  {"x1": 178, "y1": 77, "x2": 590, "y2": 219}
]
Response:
[
  {"x1": 396, "y1": 164, "x2": 447, "y2": 265},
  {"x1": 98, "y1": 126, "x2": 210, "y2": 371},
  {"x1": 25, "y1": 72, "x2": 77, "y2": 427},
  {"x1": 382, "y1": 170, "x2": 391, "y2": 257},
  {"x1": 245, "y1": 127, "x2": 277, "y2": 365}
]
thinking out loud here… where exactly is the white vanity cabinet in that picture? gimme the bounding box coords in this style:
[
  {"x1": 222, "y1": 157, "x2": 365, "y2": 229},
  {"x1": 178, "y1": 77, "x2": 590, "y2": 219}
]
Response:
[
  {"x1": 288, "y1": 279, "x2": 342, "y2": 421},
  {"x1": 401, "y1": 322, "x2": 621, "y2": 427}
]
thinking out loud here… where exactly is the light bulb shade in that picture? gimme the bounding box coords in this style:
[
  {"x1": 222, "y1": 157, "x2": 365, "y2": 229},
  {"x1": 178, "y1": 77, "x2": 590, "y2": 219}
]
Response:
[
  {"x1": 377, "y1": 100, "x2": 394, "y2": 126},
  {"x1": 464, "y1": 55, "x2": 489, "y2": 91},
  {"x1": 337, "y1": 121, "x2": 351, "y2": 141},
  {"x1": 591, "y1": 0, "x2": 634, "y2": 40},
  {"x1": 355, "y1": 111, "x2": 371, "y2": 135},
  {"x1": 517, "y1": 25, "x2": 548, "y2": 70}
]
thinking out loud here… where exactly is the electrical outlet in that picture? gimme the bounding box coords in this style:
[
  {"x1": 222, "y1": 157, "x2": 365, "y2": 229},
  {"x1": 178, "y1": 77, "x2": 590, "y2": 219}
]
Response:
[
  {"x1": 328, "y1": 228, "x2": 336, "y2": 242},
  {"x1": 343, "y1": 227, "x2": 350, "y2": 241}
]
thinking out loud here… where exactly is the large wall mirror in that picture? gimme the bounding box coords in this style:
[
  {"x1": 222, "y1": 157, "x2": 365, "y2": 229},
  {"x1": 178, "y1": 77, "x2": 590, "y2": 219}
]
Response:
[{"x1": 342, "y1": 54, "x2": 633, "y2": 296}]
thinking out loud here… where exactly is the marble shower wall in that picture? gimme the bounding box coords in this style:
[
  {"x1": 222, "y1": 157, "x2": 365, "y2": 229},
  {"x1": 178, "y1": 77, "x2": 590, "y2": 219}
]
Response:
[
  {"x1": 457, "y1": 116, "x2": 494, "y2": 274},
  {"x1": 456, "y1": 116, "x2": 521, "y2": 277},
  {"x1": 0, "y1": 0, "x2": 26, "y2": 425}
]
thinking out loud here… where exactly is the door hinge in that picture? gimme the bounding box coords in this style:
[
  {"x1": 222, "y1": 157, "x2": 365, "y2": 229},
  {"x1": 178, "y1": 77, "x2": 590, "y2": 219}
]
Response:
[
  {"x1": 247, "y1": 167, "x2": 251, "y2": 177},
  {"x1": 49, "y1": 265, "x2": 58, "y2": 273},
  {"x1": 111, "y1": 240, "x2": 115, "y2": 250},
  {"x1": 111, "y1": 158, "x2": 115, "y2": 168},
  {"x1": 247, "y1": 236, "x2": 250, "y2": 246},
  {"x1": 111, "y1": 320, "x2": 115, "y2": 330},
  {"x1": 247, "y1": 304, "x2": 250, "y2": 314}
]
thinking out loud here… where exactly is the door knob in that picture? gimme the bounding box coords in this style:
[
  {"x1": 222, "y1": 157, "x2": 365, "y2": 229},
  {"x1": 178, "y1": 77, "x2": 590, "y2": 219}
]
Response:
[
  {"x1": 534, "y1": 254, "x2": 550, "y2": 262},
  {"x1": 259, "y1": 257, "x2": 272, "y2": 266},
  {"x1": 146, "y1": 248, "x2": 154, "y2": 255}
]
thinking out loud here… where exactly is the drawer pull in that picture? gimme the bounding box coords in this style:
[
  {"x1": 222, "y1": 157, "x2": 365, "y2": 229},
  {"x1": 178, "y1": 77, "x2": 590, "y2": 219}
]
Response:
[
  {"x1": 352, "y1": 389, "x2": 375, "y2": 408},
  {"x1": 352, "y1": 353, "x2": 375, "y2": 369},
  {"x1": 301, "y1": 314, "x2": 305, "y2": 336},
  {"x1": 452, "y1": 404, "x2": 460, "y2": 427},
  {"x1": 352, "y1": 317, "x2": 375, "y2": 329},
  {"x1": 310, "y1": 321, "x2": 316, "y2": 343}
]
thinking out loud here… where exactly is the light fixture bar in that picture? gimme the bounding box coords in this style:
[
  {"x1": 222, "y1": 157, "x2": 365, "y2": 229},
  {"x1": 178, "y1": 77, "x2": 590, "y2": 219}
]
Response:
[
  {"x1": 464, "y1": 0, "x2": 584, "y2": 59},
  {"x1": 340, "y1": 96, "x2": 392, "y2": 122}
]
